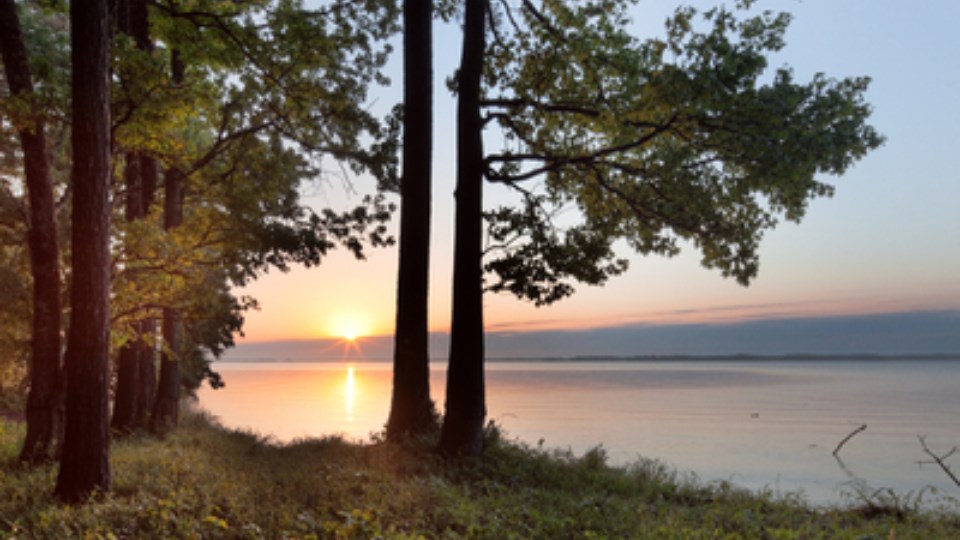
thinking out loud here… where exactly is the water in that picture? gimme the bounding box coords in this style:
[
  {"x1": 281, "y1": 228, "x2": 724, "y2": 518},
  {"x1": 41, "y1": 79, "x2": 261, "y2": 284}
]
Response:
[{"x1": 196, "y1": 359, "x2": 960, "y2": 507}]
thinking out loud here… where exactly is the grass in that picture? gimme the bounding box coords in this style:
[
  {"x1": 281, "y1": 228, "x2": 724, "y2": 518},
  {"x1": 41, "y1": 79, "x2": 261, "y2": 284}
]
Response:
[{"x1": 1, "y1": 412, "x2": 958, "y2": 539}]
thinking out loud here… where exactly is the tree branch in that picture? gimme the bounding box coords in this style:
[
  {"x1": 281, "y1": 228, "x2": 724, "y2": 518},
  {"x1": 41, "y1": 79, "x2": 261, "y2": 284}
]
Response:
[
  {"x1": 833, "y1": 424, "x2": 867, "y2": 457},
  {"x1": 486, "y1": 117, "x2": 675, "y2": 183},
  {"x1": 918, "y1": 435, "x2": 960, "y2": 489}
]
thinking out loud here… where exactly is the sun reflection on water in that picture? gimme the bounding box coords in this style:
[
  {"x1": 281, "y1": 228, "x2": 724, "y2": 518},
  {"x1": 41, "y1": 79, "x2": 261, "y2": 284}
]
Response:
[{"x1": 345, "y1": 365, "x2": 356, "y2": 421}]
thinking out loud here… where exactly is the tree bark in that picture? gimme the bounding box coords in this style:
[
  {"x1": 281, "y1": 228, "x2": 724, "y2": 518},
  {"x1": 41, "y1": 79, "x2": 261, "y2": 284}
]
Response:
[
  {"x1": 386, "y1": 0, "x2": 436, "y2": 441},
  {"x1": 111, "y1": 156, "x2": 143, "y2": 434},
  {"x1": 150, "y1": 51, "x2": 184, "y2": 431},
  {"x1": 135, "y1": 316, "x2": 157, "y2": 426},
  {"x1": 0, "y1": 0, "x2": 64, "y2": 465},
  {"x1": 130, "y1": 0, "x2": 158, "y2": 430},
  {"x1": 151, "y1": 305, "x2": 181, "y2": 433},
  {"x1": 55, "y1": 0, "x2": 112, "y2": 503},
  {"x1": 438, "y1": 0, "x2": 486, "y2": 457},
  {"x1": 111, "y1": 0, "x2": 158, "y2": 435}
]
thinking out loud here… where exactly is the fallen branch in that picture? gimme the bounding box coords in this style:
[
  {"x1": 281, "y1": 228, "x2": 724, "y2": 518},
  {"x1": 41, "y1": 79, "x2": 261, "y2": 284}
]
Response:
[
  {"x1": 918, "y1": 435, "x2": 960, "y2": 489},
  {"x1": 833, "y1": 424, "x2": 867, "y2": 456}
]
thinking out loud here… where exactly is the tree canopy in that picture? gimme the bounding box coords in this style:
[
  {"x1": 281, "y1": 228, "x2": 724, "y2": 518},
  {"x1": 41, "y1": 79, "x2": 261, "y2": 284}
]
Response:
[
  {"x1": 437, "y1": 0, "x2": 882, "y2": 456},
  {"x1": 1, "y1": 0, "x2": 401, "y2": 467},
  {"x1": 479, "y1": 0, "x2": 882, "y2": 304}
]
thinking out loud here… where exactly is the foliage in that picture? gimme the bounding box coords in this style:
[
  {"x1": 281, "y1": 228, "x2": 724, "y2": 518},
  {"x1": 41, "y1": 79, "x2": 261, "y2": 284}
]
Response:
[
  {"x1": 0, "y1": 246, "x2": 28, "y2": 394},
  {"x1": 484, "y1": 197, "x2": 627, "y2": 306},
  {"x1": 1, "y1": 412, "x2": 959, "y2": 538},
  {"x1": 104, "y1": 0, "x2": 400, "y2": 372},
  {"x1": 0, "y1": 1, "x2": 71, "y2": 395},
  {"x1": 1, "y1": 0, "x2": 401, "y2": 392},
  {"x1": 478, "y1": 1, "x2": 883, "y2": 305}
]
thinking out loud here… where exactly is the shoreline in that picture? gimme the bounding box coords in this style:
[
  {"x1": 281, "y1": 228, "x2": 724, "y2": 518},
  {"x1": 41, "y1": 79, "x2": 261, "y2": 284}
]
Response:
[{"x1": 2, "y1": 412, "x2": 958, "y2": 536}]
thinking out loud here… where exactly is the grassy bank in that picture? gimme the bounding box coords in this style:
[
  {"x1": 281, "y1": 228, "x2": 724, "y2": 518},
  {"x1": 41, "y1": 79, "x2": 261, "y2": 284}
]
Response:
[{"x1": 1, "y1": 413, "x2": 958, "y2": 539}]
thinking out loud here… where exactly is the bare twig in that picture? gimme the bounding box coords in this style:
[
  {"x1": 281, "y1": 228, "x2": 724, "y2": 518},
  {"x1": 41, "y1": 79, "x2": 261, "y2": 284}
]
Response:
[
  {"x1": 918, "y1": 435, "x2": 960, "y2": 489},
  {"x1": 833, "y1": 424, "x2": 867, "y2": 457}
]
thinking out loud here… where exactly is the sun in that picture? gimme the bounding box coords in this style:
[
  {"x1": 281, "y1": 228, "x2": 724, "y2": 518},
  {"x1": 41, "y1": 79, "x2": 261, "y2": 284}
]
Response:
[{"x1": 329, "y1": 313, "x2": 371, "y2": 343}]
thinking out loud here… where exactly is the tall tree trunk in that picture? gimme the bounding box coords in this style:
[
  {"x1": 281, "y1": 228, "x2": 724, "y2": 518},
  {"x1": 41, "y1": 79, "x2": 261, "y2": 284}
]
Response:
[
  {"x1": 386, "y1": 0, "x2": 435, "y2": 441},
  {"x1": 111, "y1": 0, "x2": 157, "y2": 434},
  {"x1": 0, "y1": 0, "x2": 64, "y2": 465},
  {"x1": 438, "y1": 0, "x2": 486, "y2": 457},
  {"x1": 55, "y1": 0, "x2": 112, "y2": 503},
  {"x1": 150, "y1": 165, "x2": 183, "y2": 432},
  {"x1": 150, "y1": 50, "x2": 185, "y2": 432},
  {"x1": 111, "y1": 155, "x2": 143, "y2": 434},
  {"x1": 136, "y1": 155, "x2": 159, "y2": 428}
]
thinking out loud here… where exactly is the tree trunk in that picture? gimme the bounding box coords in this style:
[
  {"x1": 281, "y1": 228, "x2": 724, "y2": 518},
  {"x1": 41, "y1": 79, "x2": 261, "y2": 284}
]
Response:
[
  {"x1": 111, "y1": 155, "x2": 143, "y2": 434},
  {"x1": 129, "y1": 0, "x2": 159, "y2": 431},
  {"x1": 150, "y1": 70, "x2": 184, "y2": 432},
  {"x1": 386, "y1": 0, "x2": 436, "y2": 441},
  {"x1": 111, "y1": 341, "x2": 139, "y2": 433},
  {"x1": 111, "y1": 0, "x2": 158, "y2": 434},
  {"x1": 135, "y1": 317, "x2": 157, "y2": 426},
  {"x1": 136, "y1": 156, "x2": 158, "y2": 429},
  {"x1": 0, "y1": 0, "x2": 64, "y2": 465},
  {"x1": 151, "y1": 306, "x2": 181, "y2": 433},
  {"x1": 55, "y1": 0, "x2": 112, "y2": 503},
  {"x1": 438, "y1": 0, "x2": 486, "y2": 457}
]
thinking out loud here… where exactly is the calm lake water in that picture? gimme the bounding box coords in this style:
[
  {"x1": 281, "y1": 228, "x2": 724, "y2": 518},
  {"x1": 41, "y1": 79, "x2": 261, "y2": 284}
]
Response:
[{"x1": 196, "y1": 359, "x2": 960, "y2": 507}]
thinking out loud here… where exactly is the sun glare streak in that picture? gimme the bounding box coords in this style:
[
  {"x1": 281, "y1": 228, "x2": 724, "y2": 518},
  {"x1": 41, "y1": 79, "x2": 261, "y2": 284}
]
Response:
[{"x1": 337, "y1": 336, "x2": 366, "y2": 360}]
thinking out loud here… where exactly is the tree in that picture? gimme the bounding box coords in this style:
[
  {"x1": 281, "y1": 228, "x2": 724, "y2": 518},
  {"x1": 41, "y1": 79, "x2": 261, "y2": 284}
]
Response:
[
  {"x1": 112, "y1": 0, "x2": 160, "y2": 435},
  {"x1": 150, "y1": 51, "x2": 186, "y2": 433},
  {"x1": 102, "y1": 0, "x2": 399, "y2": 428},
  {"x1": 386, "y1": 0, "x2": 436, "y2": 441},
  {"x1": 1, "y1": 0, "x2": 399, "y2": 451},
  {"x1": 0, "y1": 0, "x2": 64, "y2": 464},
  {"x1": 437, "y1": 0, "x2": 486, "y2": 457},
  {"x1": 55, "y1": 0, "x2": 112, "y2": 502},
  {"x1": 438, "y1": 0, "x2": 882, "y2": 456}
]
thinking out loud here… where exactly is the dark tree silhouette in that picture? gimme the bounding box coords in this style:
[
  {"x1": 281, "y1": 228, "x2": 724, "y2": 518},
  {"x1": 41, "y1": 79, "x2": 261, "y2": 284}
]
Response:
[
  {"x1": 112, "y1": 0, "x2": 158, "y2": 435},
  {"x1": 0, "y1": 0, "x2": 64, "y2": 464},
  {"x1": 55, "y1": 0, "x2": 112, "y2": 502},
  {"x1": 150, "y1": 51, "x2": 186, "y2": 433},
  {"x1": 386, "y1": 0, "x2": 436, "y2": 441},
  {"x1": 437, "y1": 0, "x2": 486, "y2": 457},
  {"x1": 111, "y1": 155, "x2": 143, "y2": 434},
  {"x1": 438, "y1": 1, "x2": 882, "y2": 456}
]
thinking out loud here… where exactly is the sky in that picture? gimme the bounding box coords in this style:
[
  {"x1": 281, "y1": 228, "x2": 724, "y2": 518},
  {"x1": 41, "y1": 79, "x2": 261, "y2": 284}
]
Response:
[{"x1": 228, "y1": 0, "x2": 960, "y2": 356}]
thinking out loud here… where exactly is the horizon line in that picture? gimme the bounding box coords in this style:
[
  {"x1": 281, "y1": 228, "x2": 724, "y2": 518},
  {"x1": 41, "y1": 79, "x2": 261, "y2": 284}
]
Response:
[
  {"x1": 217, "y1": 353, "x2": 960, "y2": 362},
  {"x1": 234, "y1": 307, "x2": 960, "y2": 345}
]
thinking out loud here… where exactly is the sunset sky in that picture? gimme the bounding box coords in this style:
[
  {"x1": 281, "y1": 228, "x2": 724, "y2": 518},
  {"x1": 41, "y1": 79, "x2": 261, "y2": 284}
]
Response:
[{"x1": 233, "y1": 0, "x2": 960, "y2": 352}]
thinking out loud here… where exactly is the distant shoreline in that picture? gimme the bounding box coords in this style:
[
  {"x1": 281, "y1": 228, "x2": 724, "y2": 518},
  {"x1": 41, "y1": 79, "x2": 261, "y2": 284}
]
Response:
[{"x1": 216, "y1": 353, "x2": 960, "y2": 363}]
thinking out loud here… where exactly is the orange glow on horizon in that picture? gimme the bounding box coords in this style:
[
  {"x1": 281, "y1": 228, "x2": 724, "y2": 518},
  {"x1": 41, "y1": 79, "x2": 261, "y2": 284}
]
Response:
[{"x1": 233, "y1": 254, "x2": 958, "y2": 344}]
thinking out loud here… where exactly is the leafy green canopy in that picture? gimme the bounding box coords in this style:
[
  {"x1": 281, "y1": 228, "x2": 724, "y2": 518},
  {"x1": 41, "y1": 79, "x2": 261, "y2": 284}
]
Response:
[
  {"x1": 2, "y1": 0, "x2": 400, "y2": 389},
  {"x1": 480, "y1": 0, "x2": 882, "y2": 304},
  {"x1": 106, "y1": 0, "x2": 400, "y2": 375}
]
